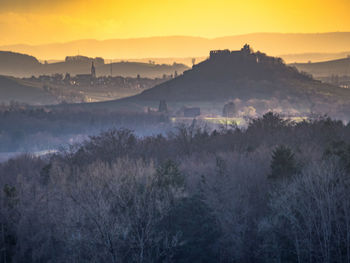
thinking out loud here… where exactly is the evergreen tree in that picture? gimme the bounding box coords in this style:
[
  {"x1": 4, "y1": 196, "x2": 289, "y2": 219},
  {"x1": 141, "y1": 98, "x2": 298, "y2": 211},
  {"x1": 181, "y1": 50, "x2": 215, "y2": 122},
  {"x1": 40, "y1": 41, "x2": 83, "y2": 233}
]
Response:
[{"x1": 269, "y1": 145, "x2": 298, "y2": 180}]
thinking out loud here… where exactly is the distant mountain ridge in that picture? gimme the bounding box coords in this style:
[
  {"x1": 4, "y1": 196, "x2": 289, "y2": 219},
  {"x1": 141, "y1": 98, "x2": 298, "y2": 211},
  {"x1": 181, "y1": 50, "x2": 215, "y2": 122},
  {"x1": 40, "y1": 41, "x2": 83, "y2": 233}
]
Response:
[
  {"x1": 1, "y1": 32, "x2": 350, "y2": 60},
  {"x1": 282, "y1": 51, "x2": 350, "y2": 64},
  {"x1": 0, "y1": 52, "x2": 189, "y2": 78}
]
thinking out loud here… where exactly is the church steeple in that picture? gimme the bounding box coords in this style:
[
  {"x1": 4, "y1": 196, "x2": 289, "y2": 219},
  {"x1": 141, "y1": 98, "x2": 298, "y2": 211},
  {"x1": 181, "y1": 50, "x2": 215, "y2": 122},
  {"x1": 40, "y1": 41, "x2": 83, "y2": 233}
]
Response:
[{"x1": 91, "y1": 61, "x2": 96, "y2": 78}]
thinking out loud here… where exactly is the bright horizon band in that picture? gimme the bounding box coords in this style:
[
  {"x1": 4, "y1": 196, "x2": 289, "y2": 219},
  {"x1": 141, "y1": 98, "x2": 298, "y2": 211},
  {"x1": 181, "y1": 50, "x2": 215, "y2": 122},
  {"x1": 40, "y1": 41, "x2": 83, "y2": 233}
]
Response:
[{"x1": 0, "y1": 0, "x2": 349, "y2": 46}]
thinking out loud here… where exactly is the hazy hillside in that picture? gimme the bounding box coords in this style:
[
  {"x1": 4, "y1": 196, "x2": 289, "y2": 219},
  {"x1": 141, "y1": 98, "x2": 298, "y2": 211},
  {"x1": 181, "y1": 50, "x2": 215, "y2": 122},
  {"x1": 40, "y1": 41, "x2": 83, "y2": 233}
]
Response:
[
  {"x1": 0, "y1": 75, "x2": 57, "y2": 104},
  {"x1": 291, "y1": 57, "x2": 350, "y2": 77},
  {"x1": 281, "y1": 51, "x2": 350, "y2": 63},
  {"x1": 0, "y1": 51, "x2": 41, "y2": 76},
  {"x1": 1, "y1": 32, "x2": 350, "y2": 60},
  {"x1": 0, "y1": 52, "x2": 189, "y2": 78}
]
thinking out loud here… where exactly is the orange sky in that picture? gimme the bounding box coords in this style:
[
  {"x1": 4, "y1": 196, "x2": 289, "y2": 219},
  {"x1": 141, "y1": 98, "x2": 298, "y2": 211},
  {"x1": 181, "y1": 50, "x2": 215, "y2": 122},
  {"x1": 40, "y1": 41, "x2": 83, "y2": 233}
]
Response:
[{"x1": 0, "y1": 0, "x2": 350, "y2": 45}]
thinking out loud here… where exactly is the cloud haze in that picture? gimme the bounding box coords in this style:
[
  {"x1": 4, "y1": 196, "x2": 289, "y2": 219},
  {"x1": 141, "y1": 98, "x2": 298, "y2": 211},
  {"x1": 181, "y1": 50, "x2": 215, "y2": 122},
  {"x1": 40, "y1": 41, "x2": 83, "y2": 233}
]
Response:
[
  {"x1": 0, "y1": 0, "x2": 349, "y2": 45},
  {"x1": 0, "y1": 0, "x2": 73, "y2": 12}
]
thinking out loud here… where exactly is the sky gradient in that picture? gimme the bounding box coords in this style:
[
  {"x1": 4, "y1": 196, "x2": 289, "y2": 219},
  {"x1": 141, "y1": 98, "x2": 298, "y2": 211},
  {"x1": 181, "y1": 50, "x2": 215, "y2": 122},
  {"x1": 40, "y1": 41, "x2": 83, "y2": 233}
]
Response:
[{"x1": 0, "y1": 0, "x2": 350, "y2": 45}]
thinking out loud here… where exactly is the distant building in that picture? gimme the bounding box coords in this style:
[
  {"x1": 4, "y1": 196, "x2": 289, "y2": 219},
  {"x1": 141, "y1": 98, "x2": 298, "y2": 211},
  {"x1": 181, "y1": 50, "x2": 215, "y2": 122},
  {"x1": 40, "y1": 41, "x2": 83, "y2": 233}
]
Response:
[
  {"x1": 75, "y1": 62, "x2": 96, "y2": 85},
  {"x1": 91, "y1": 62, "x2": 96, "y2": 79},
  {"x1": 64, "y1": 73, "x2": 71, "y2": 82},
  {"x1": 208, "y1": 44, "x2": 285, "y2": 69},
  {"x1": 65, "y1": 55, "x2": 104, "y2": 65},
  {"x1": 209, "y1": 45, "x2": 252, "y2": 60},
  {"x1": 75, "y1": 74, "x2": 93, "y2": 86},
  {"x1": 222, "y1": 102, "x2": 236, "y2": 117},
  {"x1": 241, "y1": 44, "x2": 253, "y2": 54},
  {"x1": 158, "y1": 100, "x2": 168, "y2": 113},
  {"x1": 184, "y1": 107, "x2": 200, "y2": 117},
  {"x1": 209, "y1": 49, "x2": 231, "y2": 59}
]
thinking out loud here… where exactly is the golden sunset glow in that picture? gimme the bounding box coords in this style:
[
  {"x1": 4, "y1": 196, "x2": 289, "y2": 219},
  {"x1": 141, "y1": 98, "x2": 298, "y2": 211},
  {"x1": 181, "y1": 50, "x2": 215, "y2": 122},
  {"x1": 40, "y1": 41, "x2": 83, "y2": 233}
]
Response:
[{"x1": 0, "y1": 0, "x2": 350, "y2": 46}]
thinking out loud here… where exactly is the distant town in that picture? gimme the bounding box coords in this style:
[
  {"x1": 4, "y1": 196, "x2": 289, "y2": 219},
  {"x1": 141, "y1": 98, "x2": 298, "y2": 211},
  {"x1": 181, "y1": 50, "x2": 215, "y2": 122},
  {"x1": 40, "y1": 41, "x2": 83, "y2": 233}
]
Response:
[{"x1": 19, "y1": 58, "x2": 177, "y2": 103}]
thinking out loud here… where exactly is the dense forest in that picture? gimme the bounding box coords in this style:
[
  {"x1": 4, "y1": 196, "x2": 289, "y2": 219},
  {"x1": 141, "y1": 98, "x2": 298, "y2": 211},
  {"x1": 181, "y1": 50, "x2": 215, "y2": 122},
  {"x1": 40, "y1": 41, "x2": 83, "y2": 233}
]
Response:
[
  {"x1": 0, "y1": 104, "x2": 170, "y2": 152},
  {"x1": 2, "y1": 112, "x2": 350, "y2": 262}
]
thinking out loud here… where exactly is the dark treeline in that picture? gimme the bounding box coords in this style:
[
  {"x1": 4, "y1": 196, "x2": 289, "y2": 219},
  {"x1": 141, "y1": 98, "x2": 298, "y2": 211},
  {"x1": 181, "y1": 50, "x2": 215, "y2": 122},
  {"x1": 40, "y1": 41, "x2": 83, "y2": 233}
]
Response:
[
  {"x1": 2, "y1": 113, "x2": 350, "y2": 262},
  {"x1": 0, "y1": 105, "x2": 169, "y2": 152}
]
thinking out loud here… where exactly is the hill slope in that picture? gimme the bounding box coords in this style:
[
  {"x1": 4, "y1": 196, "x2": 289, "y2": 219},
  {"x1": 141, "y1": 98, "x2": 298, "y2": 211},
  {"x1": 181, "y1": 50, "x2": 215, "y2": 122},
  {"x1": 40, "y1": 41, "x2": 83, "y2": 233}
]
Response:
[
  {"x1": 130, "y1": 46, "x2": 341, "y2": 102},
  {"x1": 291, "y1": 57, "x2": 350, "y2": 78},
  {"x1": 0, "y1": 51, "x2": 41, "y2": 76},
  {"x1": 0, "y1": 76, "x2": 57, "y2": 105},
  {"x1": 281, "y1": 51, "x2": 350, "y2": 64}
]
